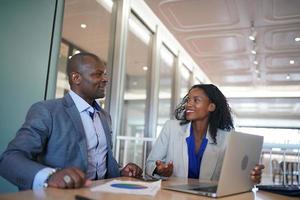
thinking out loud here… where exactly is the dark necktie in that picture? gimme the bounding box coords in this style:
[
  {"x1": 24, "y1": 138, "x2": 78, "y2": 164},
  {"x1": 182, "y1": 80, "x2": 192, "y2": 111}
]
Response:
[
  {"x1": 89, "y1": 101, "x2": 100, "y2": 120},
  {"x1": 89, "y1": 111, "x2": 95, "y2": 119}
]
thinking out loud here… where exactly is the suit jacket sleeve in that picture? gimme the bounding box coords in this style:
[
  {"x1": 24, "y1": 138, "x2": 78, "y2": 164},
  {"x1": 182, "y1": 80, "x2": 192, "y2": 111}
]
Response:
[{"x1": 0, "y1": 102, "x2": 52, "y2": 190}]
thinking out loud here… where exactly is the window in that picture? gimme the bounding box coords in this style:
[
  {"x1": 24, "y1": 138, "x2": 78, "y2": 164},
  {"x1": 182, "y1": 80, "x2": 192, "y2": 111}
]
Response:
[
  {"x1": 156, "y1": 44, "x2": 176, "y2": 137},
  {"x1": 118, "y1": 13, "x2": 153, "y2": 167},
  {"x1": 180, "y1": 64, "x2": 192, "y2": 98}
]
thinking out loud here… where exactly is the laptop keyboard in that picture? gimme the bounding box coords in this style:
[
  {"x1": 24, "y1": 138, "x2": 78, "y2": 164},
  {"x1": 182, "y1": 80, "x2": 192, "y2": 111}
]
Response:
[{"x1": 257, "y1": 185, "x2": 300, "y2": 197}]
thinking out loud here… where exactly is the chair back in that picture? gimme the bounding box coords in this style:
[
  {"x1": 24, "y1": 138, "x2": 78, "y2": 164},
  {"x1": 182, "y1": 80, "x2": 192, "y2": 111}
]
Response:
[{"x1": 272, "y1": 159, "x2": 279, "y2": 169}]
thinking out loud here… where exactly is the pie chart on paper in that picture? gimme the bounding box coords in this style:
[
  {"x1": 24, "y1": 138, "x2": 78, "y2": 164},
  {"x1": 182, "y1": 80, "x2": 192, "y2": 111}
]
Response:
[{"x1": 110, "y1": 183, "x2": 148, "y2": 189}]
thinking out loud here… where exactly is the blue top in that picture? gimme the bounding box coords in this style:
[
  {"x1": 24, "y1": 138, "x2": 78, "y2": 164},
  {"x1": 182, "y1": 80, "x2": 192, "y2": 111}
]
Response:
[{"x1": 186, "y1": 125, "x2": 208, "y2": 179}]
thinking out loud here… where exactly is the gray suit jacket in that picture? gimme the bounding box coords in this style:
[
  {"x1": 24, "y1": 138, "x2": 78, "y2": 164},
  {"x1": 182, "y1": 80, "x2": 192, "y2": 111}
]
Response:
[{"x1": 0, "y1": 93, "x2": 120, "y2": 190}]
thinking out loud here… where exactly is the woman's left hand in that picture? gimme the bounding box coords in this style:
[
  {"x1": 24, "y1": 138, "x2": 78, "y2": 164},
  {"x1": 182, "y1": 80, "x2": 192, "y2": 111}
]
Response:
[{"x1": 250, "y1": 164, "x2": 265, "y2": 184}]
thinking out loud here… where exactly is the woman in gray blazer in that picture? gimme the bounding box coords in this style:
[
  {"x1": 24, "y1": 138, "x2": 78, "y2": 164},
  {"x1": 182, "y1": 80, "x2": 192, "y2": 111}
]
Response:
[{"x1": 146, "y1": 84, "x2": 264, "y2": 183}]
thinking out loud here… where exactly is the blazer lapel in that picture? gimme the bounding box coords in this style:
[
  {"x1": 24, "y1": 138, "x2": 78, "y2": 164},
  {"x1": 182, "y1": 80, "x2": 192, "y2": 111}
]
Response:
[
  {"x1": 199, "y1": 131, "x2": 221, "y2": 180},
  {"x1": 97, "y1": 110, "x2": 112, "y2": 149},
  {"x1": 97, "y1": 110, "x2": 121, "y2": 177},
  {"x1": 182, "y1": 123, "x2": 191, "y2": 177},
  {"x1": 63, "y1": 94, "x2": 88, "y2": 170},
  {"x1": 200, "y1": 143, "x2": 219, "y2": 180}
]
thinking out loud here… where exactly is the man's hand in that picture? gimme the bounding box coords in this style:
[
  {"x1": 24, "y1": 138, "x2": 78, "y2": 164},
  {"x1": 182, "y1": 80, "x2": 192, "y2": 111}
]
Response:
[
  {"x1": 120, "y1": 163, "x2": 143, "y2": 178},
  {"x1": 47, "y1": 167, "x2": 92, "y2": 189},
  {"x1": 154, "y1": 160, "x2": 173, "y2": 177},
  {"x1": 250, "y1": 164, "x2": 265, "y2": 184}
]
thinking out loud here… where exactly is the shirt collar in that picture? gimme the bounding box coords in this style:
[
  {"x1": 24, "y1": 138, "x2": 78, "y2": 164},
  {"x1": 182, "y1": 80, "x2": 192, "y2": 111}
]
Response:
[{"x1": 69, "y1": 90, "x2": 100, "y2": 113}]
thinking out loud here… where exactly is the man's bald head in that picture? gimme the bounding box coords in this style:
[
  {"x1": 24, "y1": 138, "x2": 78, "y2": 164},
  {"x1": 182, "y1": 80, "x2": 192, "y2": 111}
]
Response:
[{"x1": 67, "y1": 52, "x2": 103, "y2": 78}]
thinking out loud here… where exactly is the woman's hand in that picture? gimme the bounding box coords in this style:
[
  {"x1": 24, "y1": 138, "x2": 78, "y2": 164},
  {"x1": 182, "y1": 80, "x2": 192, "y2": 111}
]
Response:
[
  {"x1": 250, "y1": 164, "x2": 265, "y2": 184},
  {"x1": 154, "y1": 160, "x2": 173, "y2": 177}
]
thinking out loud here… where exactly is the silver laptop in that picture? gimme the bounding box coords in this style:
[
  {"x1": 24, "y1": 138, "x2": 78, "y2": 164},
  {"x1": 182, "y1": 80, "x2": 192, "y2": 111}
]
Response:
[{"x1": 163, "y1": 132, "x2": 264, "y2": 198}]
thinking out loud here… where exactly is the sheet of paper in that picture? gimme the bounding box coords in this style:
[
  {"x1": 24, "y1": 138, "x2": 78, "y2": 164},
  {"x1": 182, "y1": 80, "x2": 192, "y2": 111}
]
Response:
[{"x1": 90, "y1": 179, "x2": 161, "y2": 196}]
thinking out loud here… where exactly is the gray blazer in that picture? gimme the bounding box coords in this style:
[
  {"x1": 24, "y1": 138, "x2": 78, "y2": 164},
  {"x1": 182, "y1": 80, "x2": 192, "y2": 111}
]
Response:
[
  {"x1": 146, "y1": 120, "x2": 230, "y2": 181},
  {"x1": 0, "y1": 93, "x2": 120, "y2": 190}
]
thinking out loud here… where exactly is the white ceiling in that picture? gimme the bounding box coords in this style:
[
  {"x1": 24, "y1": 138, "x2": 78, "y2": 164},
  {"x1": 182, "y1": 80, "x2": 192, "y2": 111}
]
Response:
[
  {"x1": 62, "y1": 0, "x2": 112, "y2": 62},
  {"x1": 62, "y1": 0, "x2": 300, "y2": 129},
  {"x1": 145, "y1": 0, "x2": 300, "y2": 128}
]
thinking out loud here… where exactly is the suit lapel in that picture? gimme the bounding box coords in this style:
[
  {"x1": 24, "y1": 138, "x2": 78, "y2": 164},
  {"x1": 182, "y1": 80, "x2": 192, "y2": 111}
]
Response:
[
  {"x1": 199, "y1": 131, "x2": 221, "y2": 180},
  {"x1": 97, "y1": 109, "x2": 121, "y2": 177},
  {"x1": 97, "y1": 110, "x2": 112, "y2": 149},
  {"x1": 200, "y1": 143, "x2": 219, "y2": 180},
  {"x1": 182, "y1": 123, "x2": 190, "y2": 177},
  {"x1": 63, "y1": 94, "x2": 88, "y2": 170}
]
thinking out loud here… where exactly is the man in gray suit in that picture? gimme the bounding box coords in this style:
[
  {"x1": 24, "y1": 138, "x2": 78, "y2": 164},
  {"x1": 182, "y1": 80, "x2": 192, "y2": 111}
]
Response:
[{"x1": 0, "y1": 53, "x2": 142, "y2": 190}]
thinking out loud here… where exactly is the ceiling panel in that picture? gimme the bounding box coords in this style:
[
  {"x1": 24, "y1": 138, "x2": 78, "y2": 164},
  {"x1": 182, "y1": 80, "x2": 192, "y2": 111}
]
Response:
[
  {"x1": 202, "y1": 57, "x2": 252, "y2": 72},
  {"x1": 186, "y1": 33, "x2": 248, "y2": 57},
  {"x1": 159, "y1": 0, "x2": 240, "y2": 31},
  {"x1": 261, "y1": 0, "x2": 300, "y2": 24}
]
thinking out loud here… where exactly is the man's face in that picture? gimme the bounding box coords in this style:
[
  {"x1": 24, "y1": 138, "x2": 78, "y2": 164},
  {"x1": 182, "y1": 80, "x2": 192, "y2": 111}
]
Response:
[{"x1": 77, "y1": 57, "x2": 108, "y2": 101}]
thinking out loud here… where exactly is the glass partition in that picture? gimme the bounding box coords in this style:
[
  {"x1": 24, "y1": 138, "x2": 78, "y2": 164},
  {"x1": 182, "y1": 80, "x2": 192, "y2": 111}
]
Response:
[
  {"x1": 193, "y1": 76, "x2": 202, "y2": 85},
  {"x1": 180, "y1": 64, "x2": 192, "y2": 98},
  {"x1": 118, "y1": 13, "x2": 153, "y2": 167},
  {"x1": 156, "y1": 44, "x2": 176, "y2": 137},
  {"x1": 56, "y1": 42, "x2": 70, "y2": 97}
]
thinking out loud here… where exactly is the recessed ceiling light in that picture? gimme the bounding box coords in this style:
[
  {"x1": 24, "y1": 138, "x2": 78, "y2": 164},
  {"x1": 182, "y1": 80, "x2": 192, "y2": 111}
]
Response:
[
  {"x1": 289, "y1": 60, "x2": 295, "y2": 64},
  {"x1": 249, "y1": 22, "x2": 256, "y2": 41},
  {"x1": 80, "y1": 24, "x2": 87, "y2": 29},
  {"x1": 286, "y1": 74, "x2": 290, "y2": 80},
  {"x1": 253, "y1": 60, "x2": 258, "y2": 65},
  {"x1": 142, "y1": 66, "x2": 148, "y2": 71},
  {"x1": 255, "y1": 69, "x2": 259, "y2": 74},
  {"x1": 251, "y1": 50, "x2": 256, "y2": 54},
  {"x1": 249, "y1": 35, "x2": 256, "y2": 41},
  {"x1": 295, "y1": 37, "x2": 300, "y2": 42}
]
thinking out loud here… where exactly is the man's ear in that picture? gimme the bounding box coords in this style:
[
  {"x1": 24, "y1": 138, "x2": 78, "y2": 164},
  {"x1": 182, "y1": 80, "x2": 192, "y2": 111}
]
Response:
[
  {"x1": 208, "y1": 103, "x2": 216, "y2": 112},
  {"x1": 71, "y1": 72, "x2": 81, "y2": 84}
]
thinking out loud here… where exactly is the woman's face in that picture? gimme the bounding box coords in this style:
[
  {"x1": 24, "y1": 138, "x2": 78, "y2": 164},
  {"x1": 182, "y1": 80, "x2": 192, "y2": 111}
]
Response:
[{"x1": 185, "y1": 88, "x2": 215, "y2": 121}]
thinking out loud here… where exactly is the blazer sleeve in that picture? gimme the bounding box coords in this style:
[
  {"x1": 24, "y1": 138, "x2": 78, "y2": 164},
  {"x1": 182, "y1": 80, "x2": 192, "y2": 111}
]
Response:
[
  {"x1": 145, "y1": 120, "x2": 172, "y2": 176},
  {"x1": 0, "y1": 102, "x2": 52, "y2": 190}
]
